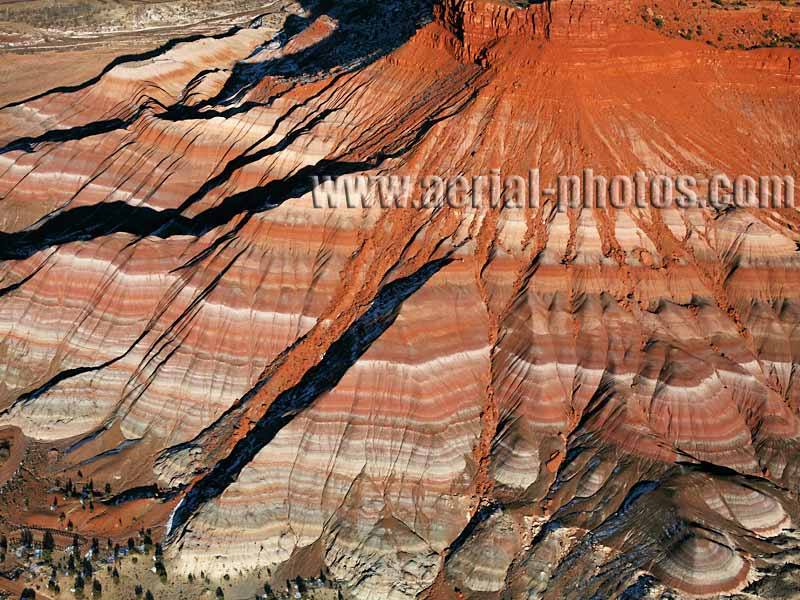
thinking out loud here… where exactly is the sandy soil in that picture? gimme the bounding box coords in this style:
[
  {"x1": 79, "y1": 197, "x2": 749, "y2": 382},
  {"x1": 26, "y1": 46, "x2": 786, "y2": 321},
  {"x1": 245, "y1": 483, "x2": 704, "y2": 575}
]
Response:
[
  {"x1": 0, "y1": 48, "x2": 138, "y2": 106},
  {"x1": 0, "y1": 0, "x2": 295, "y2": 106}
]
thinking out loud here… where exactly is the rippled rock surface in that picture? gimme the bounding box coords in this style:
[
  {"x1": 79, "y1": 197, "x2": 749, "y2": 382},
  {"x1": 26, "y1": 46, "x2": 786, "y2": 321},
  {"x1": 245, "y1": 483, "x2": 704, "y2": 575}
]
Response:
[{"x1": 0, "y1": 0, "x2": 799, "y2": 598}]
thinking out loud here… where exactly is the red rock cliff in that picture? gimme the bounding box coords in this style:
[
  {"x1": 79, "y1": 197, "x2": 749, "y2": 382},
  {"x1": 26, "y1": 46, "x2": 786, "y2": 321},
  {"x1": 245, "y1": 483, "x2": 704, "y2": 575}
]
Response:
[{"x1": 0, "y1": 0, "x2": 799, "y2": 598}]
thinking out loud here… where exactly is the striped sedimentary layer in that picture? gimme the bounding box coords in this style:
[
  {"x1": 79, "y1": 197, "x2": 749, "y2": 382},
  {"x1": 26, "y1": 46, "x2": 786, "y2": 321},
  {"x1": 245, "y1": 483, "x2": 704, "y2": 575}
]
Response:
[
  {"x1": 173, "y1": 259, "x2": 490, "y2": 598},
  {"x1": 0, "y1": 0, "x2": 799, "y2": 597}
]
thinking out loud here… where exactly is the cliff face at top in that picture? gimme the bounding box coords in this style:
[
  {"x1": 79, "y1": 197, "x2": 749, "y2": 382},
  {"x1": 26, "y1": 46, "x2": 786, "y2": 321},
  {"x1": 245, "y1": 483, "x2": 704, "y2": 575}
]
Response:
[{"x1": 0, "y1": 0, "x2": 799, "y2": 598}]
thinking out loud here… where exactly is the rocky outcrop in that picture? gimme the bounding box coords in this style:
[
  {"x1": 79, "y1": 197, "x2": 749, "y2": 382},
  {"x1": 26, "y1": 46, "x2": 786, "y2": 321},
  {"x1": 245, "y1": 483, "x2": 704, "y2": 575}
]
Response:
[
  {"x1": 0, "y1": 0, "x2": 799, "y2": 598},
  {"x1": 431, "y1": 0, "x2": 641, "y2": 63},
  {"x1": 433, "y1": 0, "x2": 551, "y2": 62}
]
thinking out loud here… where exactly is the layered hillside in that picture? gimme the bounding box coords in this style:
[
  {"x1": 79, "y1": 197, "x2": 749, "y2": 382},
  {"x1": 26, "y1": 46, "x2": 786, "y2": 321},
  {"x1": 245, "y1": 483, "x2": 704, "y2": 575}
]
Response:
[
  {"x1": 0, "y1": 0, "x2": 295, "y2": 107},
  {"x1": 0, "y1": 0, "x2": 799, "y2": 598}
]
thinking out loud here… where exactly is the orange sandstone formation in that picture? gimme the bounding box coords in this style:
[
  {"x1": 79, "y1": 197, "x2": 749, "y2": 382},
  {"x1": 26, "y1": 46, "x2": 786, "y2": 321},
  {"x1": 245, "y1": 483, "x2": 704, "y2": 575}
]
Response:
[{"x1": 0, "y1": 0, "x2": 799, "y2": 598}]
